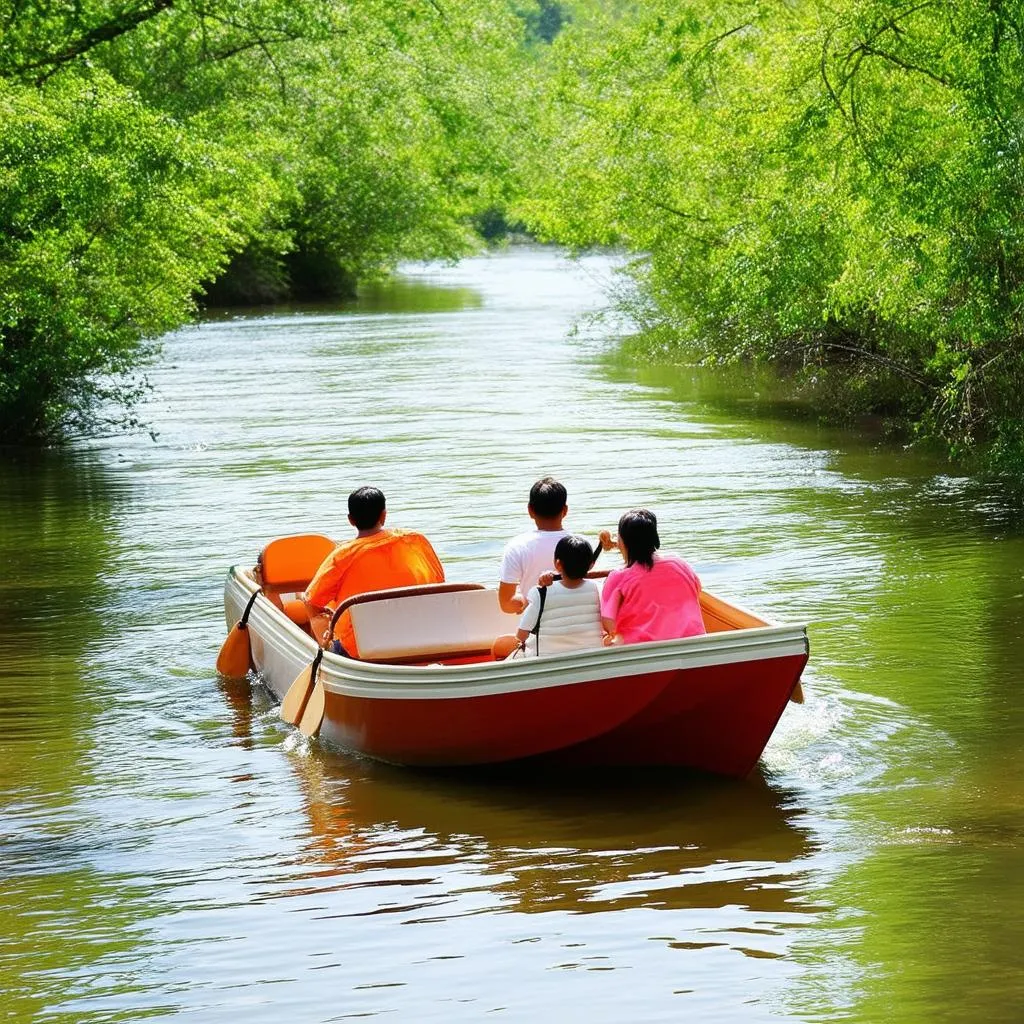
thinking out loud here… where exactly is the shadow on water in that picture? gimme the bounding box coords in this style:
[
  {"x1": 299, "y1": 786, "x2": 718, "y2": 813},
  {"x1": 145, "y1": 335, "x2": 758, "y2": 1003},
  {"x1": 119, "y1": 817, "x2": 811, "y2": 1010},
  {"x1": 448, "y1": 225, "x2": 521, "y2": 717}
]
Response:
[
  {"x1": 216, "y1": 673, "x2": 820, "y2": 919},
  {"x1": 0, "y1": 448, "x2": 147, "y2": 1023},
  {"x1": 603, "y1": 354, "x2": 1024, "y2": 534},
  {"x1": 199, "y1": 275, "x2": 485, "y2": 322}
]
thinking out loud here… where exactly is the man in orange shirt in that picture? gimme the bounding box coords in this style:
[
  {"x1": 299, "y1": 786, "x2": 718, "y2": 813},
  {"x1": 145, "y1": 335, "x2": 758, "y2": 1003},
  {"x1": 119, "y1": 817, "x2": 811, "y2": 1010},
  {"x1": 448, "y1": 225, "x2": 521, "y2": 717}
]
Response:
[{"x1": 303, "y1": 486, "x2": 444, "y2": 654}]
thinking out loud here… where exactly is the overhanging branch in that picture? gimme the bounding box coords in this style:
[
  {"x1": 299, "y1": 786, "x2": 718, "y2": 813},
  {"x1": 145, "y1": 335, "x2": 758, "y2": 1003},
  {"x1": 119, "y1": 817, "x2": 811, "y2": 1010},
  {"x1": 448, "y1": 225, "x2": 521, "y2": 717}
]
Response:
[{"x1": 6, "y1": 0, "x2": 175, "y2": 83}]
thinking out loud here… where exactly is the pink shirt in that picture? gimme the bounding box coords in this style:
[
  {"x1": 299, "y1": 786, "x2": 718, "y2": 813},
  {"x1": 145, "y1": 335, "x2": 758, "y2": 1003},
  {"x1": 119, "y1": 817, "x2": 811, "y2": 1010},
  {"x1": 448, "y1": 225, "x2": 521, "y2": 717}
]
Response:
[{"x1": 600, "y1": 554, "x2": 706, "y2": 644}]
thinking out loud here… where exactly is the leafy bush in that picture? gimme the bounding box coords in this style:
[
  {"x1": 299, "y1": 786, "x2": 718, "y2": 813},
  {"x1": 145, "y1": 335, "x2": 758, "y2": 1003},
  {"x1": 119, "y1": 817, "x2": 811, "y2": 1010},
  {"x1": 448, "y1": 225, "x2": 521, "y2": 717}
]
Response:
[
  {"x1": 0, "y1": 71, "x2": 269, "y2": 441},
  {"x1": 0, "y1": 0, "x2": 535, "y2": 442},
  {"x1": 522, "y1": 0, "x2": 1024, "y2": 470}
]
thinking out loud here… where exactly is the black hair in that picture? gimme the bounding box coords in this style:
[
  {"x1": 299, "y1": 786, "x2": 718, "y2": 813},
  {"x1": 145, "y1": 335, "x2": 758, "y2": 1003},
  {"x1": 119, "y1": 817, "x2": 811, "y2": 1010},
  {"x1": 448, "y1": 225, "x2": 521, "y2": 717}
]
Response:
[
  {"x1": 618, "y1": 508, "x2": 660, "y2": 570},
  {"x1": 554, "y1": 534, "x2": 594, "y2": 580},
  {"x1": 348, "y1": 486, "x2": 386, "y2": 530},
  {"x1": 529, "y1": 477, "x2": 567, "y2": 519}
]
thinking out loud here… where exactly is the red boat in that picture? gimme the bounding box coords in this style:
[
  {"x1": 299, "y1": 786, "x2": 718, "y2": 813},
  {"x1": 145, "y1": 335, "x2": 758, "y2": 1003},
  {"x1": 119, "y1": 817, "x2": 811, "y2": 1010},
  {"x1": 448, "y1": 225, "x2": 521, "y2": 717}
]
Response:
[{"x1": 220, "y1": 534, "x2": 809, "y2": 778}]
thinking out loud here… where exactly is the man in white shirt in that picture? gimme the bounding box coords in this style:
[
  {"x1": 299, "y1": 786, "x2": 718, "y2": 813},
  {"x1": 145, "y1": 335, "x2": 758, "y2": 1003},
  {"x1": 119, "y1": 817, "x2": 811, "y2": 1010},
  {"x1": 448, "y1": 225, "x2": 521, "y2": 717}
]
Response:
[{"x1": 498, "y1": 477, "x2": 570, "y2": 614}]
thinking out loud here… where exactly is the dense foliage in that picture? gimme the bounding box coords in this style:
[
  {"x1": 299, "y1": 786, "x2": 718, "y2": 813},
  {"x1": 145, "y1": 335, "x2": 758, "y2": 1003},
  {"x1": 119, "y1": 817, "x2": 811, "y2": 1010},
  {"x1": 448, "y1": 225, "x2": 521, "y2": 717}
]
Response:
[
  {"x1": 0, "y1": 0, "x2": 537, "y2": 442},
  {"x1": 6, "y1": 0, "x2": 1024, "y2": 470},
  {"x1": 521, "y1": 0, "x2": 1024, "y2": 469}
]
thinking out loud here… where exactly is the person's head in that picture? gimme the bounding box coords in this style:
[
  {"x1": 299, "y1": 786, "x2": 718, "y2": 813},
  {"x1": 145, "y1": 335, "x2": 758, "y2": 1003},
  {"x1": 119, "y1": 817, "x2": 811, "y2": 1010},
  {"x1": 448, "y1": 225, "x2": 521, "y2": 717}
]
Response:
[
  {"x1": 528, "y1": 477, "x2": 567, "y2": 524},
  {"x1": 554, "y1": 534, "x2": 594, "y2": 581},
  {"x1": 348, "y1": 486, "x2": 387, "y2": 531},
  {"x1": 617, "y1": 508, "x2": 660, "y2": 569}
]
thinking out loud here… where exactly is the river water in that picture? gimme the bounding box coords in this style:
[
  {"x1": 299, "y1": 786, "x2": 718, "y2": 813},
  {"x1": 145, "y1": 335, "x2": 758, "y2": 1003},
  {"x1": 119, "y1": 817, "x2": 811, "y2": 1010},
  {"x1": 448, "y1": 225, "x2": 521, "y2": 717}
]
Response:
[{"x1": 2, "y1": 247, "x2": 1023, "y2": 1022}]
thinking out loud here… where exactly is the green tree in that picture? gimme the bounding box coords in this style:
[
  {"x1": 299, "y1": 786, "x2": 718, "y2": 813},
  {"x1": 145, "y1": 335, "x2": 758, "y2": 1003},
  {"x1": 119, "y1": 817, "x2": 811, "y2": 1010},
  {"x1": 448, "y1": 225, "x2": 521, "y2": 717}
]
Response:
[
  {"x1": 0, "y1": 70, "x2": 272, "y2": 440},
  {"x1": 0, "y1": 0, "x2": 534, "y2": 442},
  {"x1": 523, "y1": 0, "x2": 1024, "y2": 470}
]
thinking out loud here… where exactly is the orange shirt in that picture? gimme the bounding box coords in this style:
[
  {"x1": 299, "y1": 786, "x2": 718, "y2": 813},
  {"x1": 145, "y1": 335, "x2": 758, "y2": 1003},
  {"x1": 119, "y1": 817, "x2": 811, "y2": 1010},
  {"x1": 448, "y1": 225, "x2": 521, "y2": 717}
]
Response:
[{"x1": 304, "y1": 530, "x2": 444, "y2": 654}]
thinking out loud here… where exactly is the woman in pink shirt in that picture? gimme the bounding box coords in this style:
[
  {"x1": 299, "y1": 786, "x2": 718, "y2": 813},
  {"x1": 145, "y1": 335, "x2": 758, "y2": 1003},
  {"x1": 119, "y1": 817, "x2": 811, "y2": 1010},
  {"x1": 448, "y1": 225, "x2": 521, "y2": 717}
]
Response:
[{"x1": 600, "y1": 508, "x2": 706, "y2": 645}]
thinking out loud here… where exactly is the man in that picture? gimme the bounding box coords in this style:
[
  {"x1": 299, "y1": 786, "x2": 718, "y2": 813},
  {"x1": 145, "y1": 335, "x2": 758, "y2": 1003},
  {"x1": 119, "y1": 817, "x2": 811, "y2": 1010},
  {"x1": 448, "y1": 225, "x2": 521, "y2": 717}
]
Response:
[
  {"x1": 498, "y1": 477, "x2": 614, "y2": 614},
  {"x1": 497, "y1": 477, "x2": 572, "y2": 614},
  {"x1": 303, "y1": 486, "x2": 444, "y2": 654}
]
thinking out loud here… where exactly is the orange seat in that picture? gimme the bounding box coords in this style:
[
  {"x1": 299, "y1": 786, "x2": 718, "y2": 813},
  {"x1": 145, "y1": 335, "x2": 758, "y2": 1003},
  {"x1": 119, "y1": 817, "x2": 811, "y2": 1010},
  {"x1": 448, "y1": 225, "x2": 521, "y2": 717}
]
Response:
[{"x1": 257, "y1": 534, "x2": 336, "y2": 594}]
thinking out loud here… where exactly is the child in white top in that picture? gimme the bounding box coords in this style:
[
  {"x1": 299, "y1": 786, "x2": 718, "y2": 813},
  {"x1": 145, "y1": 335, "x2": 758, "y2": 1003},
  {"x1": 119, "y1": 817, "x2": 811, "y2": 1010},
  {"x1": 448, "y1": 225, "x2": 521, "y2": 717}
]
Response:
[{"x1": 492, "y1": 536, "x2": 609, "y2": 660}]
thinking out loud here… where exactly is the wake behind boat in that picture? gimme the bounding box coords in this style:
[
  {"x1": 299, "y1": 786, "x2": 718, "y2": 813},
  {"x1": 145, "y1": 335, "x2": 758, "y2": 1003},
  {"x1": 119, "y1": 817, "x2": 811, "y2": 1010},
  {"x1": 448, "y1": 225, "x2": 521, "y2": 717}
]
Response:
[{"x1": 219, "y1": 534, "x2": 809, "y2": 778}]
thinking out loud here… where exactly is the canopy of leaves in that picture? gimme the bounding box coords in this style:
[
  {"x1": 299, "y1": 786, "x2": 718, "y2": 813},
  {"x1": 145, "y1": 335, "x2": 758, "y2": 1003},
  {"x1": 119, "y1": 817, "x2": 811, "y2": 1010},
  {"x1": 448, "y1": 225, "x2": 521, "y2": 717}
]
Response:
[
  {"x1": 522, "y1": 0, "x2": 1024, "y2": 470},
  {"x1": 0, "y1": 0, "x2": 537, "y2": 443}
]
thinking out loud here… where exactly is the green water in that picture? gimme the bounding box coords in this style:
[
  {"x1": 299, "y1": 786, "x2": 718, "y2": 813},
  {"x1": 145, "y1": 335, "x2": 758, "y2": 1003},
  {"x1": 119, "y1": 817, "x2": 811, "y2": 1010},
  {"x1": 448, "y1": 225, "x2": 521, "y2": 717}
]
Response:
[{"x1": 1, "y1": 247, "x2": 1022, "y2": 1022}]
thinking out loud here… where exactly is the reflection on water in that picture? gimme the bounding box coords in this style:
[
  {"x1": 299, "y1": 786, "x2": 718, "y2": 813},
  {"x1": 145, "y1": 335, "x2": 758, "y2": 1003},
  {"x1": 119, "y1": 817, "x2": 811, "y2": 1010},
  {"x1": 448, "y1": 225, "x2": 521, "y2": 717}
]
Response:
[
  {"x1": 287, "y1": 750, "x2": 816, "y2": 919},
  {"x1": 3, "y1": 247, "x2": 1024, "y2": 1022},
  {"x1": 201, "y1": 274, "x2": 485, "y2": 322}
]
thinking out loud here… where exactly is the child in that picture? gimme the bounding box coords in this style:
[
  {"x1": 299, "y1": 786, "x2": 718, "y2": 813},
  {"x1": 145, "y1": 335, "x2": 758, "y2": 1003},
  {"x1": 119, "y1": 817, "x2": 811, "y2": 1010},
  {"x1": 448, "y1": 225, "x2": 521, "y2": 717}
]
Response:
[
  {"x1": 600, "y1": 508, "x2": 706, "y2": 645},
  {"x1": 493, "y1": 535, "x2": 607, "y2": 659}
]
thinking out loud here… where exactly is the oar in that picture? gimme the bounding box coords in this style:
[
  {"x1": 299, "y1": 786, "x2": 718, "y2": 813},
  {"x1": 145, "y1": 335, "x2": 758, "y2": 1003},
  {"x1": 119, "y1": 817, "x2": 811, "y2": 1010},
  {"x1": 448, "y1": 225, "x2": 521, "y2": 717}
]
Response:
[
  {"x1": 298, "y1": 670, "x2": 326, "y2": 738},
  {"x1": 280, "y1": 648, "x2": 323, "y2": 726},
  {"x1": 216, "y1": 589, "x2": 261, "y2": 679},
  {"x1": 293, "y1": 601, "x2": 357, "y2": 737}
]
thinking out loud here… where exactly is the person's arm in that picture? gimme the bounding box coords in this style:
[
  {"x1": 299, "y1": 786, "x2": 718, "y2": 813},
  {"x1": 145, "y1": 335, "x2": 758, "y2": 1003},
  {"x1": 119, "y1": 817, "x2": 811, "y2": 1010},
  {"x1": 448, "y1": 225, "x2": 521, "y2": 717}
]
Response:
[
  {"x1": 498, "y1": 540, "x2": 526, "y2": 613},
  {"x1": 517, "y1": 587, "x2": 541, "y2": 632},
  {"x1": 302, "y1": 548, "x2": 342, "y2": 643},
  {"x1": 498, "y1": 581, "x2": 525, "y2": 614},
  {"x1": 302, "y1": 583, "x2": 331, "y2": 622},
  {"x1": 599, "y1": 571, "x2": 623, "y2": 645}
]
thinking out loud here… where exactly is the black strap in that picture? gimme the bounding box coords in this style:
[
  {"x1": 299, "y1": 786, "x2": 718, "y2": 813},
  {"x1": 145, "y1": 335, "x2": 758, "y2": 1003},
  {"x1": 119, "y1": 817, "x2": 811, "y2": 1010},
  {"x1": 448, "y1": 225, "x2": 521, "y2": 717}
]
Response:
[
  {"x1": 309, "y1": 647, "x2": 324, "y2": 678},
  {"x1": 529, "y1": 585, "x2": 548, "y2": 655},
  {"x1": 239, "y1": 588, "x2": 262, "y2": 627}
]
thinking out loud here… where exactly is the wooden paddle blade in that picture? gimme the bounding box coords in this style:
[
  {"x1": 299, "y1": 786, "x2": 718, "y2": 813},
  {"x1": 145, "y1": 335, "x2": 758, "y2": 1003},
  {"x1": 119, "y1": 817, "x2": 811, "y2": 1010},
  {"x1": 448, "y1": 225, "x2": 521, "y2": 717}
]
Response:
[
  {"x1": 298, "y1": 677, "x2": 326, "y2": 738},
  {"x1": 280, "y1": 663, "x2": 314, "y2": 725},
  {"x1": 789, "y1": 680, "x2": 805, "y2": 704},
  {"x1": 216, "y1": 623, "x2": 251, "y2": 678}
]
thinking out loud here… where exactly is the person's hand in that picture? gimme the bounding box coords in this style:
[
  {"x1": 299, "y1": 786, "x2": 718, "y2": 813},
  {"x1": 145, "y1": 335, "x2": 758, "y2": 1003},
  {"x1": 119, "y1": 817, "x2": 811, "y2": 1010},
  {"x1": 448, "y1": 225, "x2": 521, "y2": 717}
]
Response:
[
  {"x1": 599, "y1": 530, "x2": 616, "y2": 551},
  {"x1": 510, "y1": 595, "x2": 527, "y2": 614},
  {"x1": 537, "y1": 571, "x2": 555, "y2": 588},
  {"x1": 602, "y1": 631, "x2": 617, "y2": 646}
]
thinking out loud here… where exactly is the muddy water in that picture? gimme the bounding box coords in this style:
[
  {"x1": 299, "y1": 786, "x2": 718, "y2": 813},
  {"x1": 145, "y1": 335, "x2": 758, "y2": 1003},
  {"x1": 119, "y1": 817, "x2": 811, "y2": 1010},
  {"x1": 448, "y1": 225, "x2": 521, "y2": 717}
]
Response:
[{"x1": 2, "y1": 247, "x2": 1023, "y2": 1022}]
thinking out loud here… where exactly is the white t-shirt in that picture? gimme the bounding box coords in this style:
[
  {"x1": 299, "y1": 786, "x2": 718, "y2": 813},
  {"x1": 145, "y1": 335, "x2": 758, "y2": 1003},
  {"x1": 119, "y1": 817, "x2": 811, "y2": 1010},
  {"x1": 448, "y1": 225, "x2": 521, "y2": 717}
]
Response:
[
  {"x1": 518, "y1": 579, "x2": 603, "y2": 657},
  {"x1": 500, "y1": 528, "x2": 569, "y2": 597}
]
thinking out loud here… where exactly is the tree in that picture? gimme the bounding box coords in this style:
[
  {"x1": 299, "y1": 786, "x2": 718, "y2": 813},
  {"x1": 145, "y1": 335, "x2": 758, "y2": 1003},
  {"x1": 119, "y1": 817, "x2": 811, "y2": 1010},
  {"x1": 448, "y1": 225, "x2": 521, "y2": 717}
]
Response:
[
  {"x1": 522, "y1": 0, "x2": 1024, "y2": 469},
  {"x1": 0, "y1": 0, "x2": 534, "y2": 442},
  {"x1": 0, "y1": 70, "x2": 273, "y2": 440}
]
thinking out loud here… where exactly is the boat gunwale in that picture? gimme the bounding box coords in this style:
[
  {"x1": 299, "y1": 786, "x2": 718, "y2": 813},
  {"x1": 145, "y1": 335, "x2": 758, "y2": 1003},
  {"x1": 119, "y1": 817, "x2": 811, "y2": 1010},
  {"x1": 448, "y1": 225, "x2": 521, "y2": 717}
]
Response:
[{"x1": 226, "y1": 566, "x2": 810, "y2": 701}]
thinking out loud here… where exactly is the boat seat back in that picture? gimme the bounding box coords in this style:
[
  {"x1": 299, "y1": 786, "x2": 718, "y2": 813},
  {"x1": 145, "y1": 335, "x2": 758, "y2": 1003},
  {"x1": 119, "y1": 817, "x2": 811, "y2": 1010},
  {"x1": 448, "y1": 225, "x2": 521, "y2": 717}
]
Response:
[
  {"x1": 700, "y1": 592, "x2": 767, "y2": 633},
  {"x1": 350, "y1": 587, "x2": 520, "y2": 662},
  {"x1": 258, "y1": 533, "x2": 335, "y2": 593}
]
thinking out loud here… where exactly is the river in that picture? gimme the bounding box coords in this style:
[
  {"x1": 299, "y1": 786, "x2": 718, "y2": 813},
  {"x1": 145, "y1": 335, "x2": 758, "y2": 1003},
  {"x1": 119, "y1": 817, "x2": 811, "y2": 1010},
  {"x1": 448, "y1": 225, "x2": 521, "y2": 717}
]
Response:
[{"x1": 2, "y1": 246, "x2": 1023, "y2": 1022}]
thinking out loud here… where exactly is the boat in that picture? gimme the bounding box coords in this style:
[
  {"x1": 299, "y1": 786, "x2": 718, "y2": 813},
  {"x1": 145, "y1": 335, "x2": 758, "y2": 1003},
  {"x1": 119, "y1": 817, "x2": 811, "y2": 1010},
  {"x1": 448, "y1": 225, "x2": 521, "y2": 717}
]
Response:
[{"x1": 220, "y1": 533, "x2": 809, "y2": 779}]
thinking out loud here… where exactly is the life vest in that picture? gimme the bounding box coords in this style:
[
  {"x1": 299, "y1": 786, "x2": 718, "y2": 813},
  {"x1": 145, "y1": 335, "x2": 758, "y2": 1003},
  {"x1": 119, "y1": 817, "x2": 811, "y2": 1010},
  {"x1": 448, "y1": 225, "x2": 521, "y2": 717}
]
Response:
[{"x1": 304, "y1": 530, "x2": 444, "y2": 655}]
